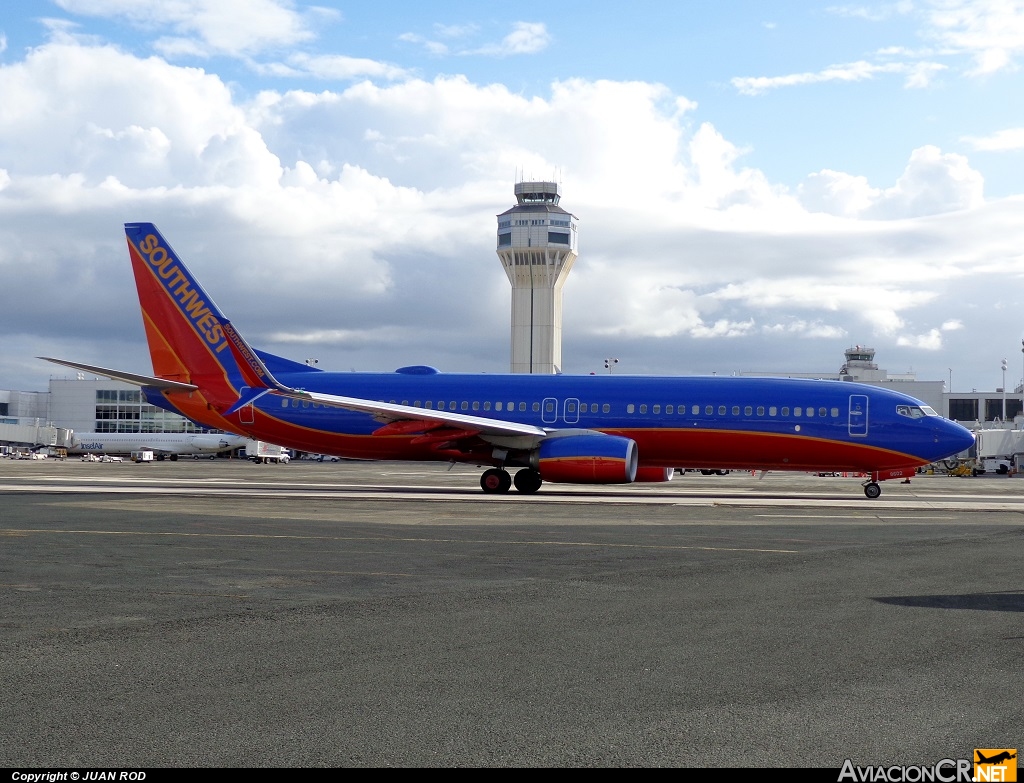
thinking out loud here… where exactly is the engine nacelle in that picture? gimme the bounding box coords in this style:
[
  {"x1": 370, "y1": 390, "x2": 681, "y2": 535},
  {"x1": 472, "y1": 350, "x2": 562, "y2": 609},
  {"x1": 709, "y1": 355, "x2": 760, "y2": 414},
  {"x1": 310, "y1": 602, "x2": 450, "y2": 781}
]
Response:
[
  {"x1": 532, "y1": 434, "x2": 638, "y2": 484},
  {"x1": 635, "y1": 466, "x2": 675, "y2": 482}
]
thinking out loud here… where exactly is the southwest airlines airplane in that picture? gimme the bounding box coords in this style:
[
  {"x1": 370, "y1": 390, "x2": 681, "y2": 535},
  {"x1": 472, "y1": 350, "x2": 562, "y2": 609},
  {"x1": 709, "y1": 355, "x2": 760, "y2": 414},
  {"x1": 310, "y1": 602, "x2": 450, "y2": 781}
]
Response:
[{"x1": 42, "y1": 223, "x2": 974, "y2": 499}]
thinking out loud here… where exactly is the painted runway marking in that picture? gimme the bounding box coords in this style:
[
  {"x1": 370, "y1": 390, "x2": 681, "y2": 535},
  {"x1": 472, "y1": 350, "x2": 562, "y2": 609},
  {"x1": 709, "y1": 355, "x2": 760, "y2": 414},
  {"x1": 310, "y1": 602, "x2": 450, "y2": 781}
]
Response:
[{"x1": 0, "y1": 528, "x2": 799, "y2": 554}]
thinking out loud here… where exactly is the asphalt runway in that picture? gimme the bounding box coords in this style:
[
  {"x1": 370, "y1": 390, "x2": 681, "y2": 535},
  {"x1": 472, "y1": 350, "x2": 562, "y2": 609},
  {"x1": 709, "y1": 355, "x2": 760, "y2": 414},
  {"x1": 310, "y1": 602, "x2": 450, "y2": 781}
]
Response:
[{"x1": 1, "y1": 458, "x2": 1022, "y2": 767}]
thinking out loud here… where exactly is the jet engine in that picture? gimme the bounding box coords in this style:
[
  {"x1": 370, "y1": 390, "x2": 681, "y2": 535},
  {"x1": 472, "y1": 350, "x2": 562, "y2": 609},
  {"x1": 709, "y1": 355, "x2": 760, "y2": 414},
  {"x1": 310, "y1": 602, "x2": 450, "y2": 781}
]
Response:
[{"x1": 531, "y1": 434, "x2": 638, "y2": 484}]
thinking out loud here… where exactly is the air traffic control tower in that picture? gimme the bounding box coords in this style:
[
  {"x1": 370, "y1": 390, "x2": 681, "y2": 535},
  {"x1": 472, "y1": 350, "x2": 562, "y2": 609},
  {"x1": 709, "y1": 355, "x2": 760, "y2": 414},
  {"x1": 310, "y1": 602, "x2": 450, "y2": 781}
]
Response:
[{"x1": 496, "y1": 181, "x2": 579, "y2": 374}]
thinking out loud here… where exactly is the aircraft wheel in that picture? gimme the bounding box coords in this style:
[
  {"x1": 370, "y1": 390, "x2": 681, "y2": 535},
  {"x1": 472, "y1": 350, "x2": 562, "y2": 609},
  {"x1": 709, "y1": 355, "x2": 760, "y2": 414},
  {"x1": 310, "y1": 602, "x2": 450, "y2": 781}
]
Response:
[
  {"x1": 170, "y1": 454, "x2": 178, "y2": 462},
  {"x1": 513, "y1": 468, "x2": 543, "y2": 494},
  {"x1": 864, "y1": 482, "x2": 882, "y2": 499},
  {"x1": 480, "y1": 468, "x2": 511, "y2": 494}
]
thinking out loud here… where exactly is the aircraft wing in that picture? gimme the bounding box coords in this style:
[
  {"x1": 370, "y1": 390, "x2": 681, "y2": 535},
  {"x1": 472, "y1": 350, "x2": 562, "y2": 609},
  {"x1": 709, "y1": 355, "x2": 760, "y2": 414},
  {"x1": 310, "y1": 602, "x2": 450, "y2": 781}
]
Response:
[
  {"x1": 219, "y1": 319, "x2": 548, "y2": 441},
  {"x1": 298, "y1": 389, "x2": 548, "y2": 440},
  {"x1": 39, "y1": 357, "x2": 199, "y2": 392}
]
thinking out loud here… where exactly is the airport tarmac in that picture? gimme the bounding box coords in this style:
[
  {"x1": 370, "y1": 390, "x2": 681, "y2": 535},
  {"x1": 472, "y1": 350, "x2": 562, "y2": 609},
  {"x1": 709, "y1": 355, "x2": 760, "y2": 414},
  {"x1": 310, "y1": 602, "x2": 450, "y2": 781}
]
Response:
[{"x1": 1, "y1": 459, "x2": 1021, "y2": 767}]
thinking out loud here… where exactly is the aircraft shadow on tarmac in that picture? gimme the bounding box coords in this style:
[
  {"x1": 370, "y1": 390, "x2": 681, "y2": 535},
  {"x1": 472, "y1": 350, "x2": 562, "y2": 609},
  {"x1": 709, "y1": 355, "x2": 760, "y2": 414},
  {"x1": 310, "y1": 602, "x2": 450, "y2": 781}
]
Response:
[{"x1": 873, "y1": 590, "x2": 1024, "y2": 613}]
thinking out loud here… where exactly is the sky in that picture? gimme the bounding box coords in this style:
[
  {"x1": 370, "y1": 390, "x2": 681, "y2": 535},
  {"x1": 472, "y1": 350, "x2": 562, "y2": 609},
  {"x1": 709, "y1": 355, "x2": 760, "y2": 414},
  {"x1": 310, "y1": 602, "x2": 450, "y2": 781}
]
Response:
[{"x1": 2, "y1": 0, "x2": 1024, "y2": 395}]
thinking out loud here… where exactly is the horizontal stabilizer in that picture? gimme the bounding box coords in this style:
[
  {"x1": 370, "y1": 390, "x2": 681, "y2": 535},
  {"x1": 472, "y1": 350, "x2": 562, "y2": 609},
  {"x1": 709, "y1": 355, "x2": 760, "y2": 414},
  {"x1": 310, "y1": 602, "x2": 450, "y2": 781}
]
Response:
[
  {"x1": 39, "y1": 357, "x2": 199, "y2": 392},
  {"x1": 224, "y1": 387, "x2": 272, "y2": 416}
]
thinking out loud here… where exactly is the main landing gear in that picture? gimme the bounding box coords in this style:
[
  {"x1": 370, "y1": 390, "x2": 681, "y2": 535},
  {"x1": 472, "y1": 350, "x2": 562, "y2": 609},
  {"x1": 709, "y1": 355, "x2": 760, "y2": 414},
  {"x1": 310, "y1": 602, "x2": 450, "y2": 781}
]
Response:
[{"x1": 480, "y1": 468, "x2": 543, "y2": 494}]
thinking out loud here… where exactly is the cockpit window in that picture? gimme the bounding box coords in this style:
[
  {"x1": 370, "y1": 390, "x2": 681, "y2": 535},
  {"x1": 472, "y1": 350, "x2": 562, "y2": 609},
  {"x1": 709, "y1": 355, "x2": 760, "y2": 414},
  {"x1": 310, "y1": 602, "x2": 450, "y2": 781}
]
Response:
[{"x1": 896, "y1": 404, "x2": 932, "y2": 419}]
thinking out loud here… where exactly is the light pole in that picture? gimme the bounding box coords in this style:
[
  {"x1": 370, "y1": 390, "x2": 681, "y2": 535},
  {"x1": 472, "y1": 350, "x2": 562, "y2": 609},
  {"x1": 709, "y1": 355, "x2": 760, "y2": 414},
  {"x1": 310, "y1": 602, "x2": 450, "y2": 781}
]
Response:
[
  {"x1": 1001, "y1": 358, "x2": 1007, "y2": 422},
  {"x1": 604, "y1": 358, "x2": 618, "y2": 374},
  {"x1": 948, "y1": 368, "x2": 952, "y2": 393}
]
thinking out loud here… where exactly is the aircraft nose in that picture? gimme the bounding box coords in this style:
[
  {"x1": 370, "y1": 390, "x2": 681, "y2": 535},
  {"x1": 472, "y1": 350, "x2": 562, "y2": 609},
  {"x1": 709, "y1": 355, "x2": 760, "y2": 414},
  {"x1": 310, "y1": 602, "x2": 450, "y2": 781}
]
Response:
[{"x1": 939, "y1": 419, "x2": 975, "y2": 458}]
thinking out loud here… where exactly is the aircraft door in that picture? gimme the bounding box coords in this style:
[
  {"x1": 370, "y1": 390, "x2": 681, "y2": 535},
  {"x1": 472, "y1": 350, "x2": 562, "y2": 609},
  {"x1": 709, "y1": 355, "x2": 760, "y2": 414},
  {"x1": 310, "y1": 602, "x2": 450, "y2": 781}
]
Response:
[
  {"x1": 542, "y1": 397, "x2": 558, "y2": 424},
  {"x1": 563, "y1": 398, "x2": 580, "y2": 425},
  {"x1": 849, "y1": 394, "x2": 868, "y2": 437},
  {"x1": 239, "y1": 386, "x2": 255, "y2": 425}
]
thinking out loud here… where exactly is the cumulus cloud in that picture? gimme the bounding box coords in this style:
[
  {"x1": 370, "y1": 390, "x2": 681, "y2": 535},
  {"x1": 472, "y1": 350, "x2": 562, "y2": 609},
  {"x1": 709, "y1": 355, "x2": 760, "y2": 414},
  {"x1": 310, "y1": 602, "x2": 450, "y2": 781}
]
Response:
[
  {"x1": 800, "y1": 146, "x2": 984, "y2": 218},
  {"x1": 863, "y1": 145, "x2": 984, "y2": 218},
  {"x1": 826, "y1": 3, "x2": 915, "y2": 22},
  {"x1": 470, "y1": 22, "x2": 551, "y2": 56},
  {"x1": 923, "y1": 0, "x2": 1024, "y2": 75},
  {"x1": 732, "y1": 61, "x2": 906, "y2": 95},
  {"x1": 55, "y1": 0, "x2": 326, "y2": 57},
  {"x1": 1, "y1": 30, "x2": 1023, "y2": 392},
  {"x1": 400, "y1": 21, "x2": 551, "y2": 58},
  {"x1": 962, "y1": 127, "x2": 1024, "y2": 151}
]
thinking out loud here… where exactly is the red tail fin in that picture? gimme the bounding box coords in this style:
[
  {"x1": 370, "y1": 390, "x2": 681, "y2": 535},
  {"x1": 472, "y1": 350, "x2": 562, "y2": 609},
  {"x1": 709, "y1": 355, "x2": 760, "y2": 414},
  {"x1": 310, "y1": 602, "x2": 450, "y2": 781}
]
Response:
[{"x1": 125, "y1": 222, "x2": 247, "y2": 426}]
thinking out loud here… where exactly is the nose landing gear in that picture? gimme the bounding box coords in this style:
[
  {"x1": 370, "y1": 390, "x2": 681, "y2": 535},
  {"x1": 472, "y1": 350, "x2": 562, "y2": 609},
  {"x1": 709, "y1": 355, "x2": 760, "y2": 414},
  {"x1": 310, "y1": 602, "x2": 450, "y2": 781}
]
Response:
[{"x1": 862, "y1": 481, "x2": 882, "y2": 499}]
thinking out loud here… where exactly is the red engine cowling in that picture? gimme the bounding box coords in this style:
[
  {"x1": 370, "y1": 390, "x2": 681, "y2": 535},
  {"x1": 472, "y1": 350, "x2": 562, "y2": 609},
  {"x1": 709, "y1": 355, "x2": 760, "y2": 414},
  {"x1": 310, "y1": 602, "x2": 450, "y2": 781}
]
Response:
[
  {"x1": 533, "y1": 434, "x2": 638, "y2": 484},
  {"x1": 635, "y1": 466, "x2": 675, "y2": 482}
]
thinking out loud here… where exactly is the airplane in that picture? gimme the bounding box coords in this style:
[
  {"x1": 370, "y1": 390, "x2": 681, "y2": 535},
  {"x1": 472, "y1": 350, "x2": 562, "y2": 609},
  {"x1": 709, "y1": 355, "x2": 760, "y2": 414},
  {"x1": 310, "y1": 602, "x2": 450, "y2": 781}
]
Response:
[
  {"x1": 67, "y1": 431, "x2": 248, "y2": 460},
  {"x1": 40, "y1": 222, "x2": 975, "y2": 499},
  {"x1": 976, "y1": 751, "x2": 1016, "y2": 765}
]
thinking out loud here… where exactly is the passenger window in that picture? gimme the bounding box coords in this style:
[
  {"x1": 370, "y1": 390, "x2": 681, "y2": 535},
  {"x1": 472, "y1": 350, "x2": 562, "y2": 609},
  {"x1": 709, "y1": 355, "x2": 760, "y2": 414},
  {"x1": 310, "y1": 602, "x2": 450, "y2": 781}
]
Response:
[
  {"x1": 653, "y1": 404, "x2": 661, "y2": 414},
  {"x1": 818, "y1": 407, "x2": 826, "y2": 417},
  {"x1": 704, "y1": 405, "x2": 712, "y2": 415},
  {"x1": 745, "y1": 406, "x2": 752, "y2": 415},
  {"x1": 768, "y1": 406, "x2": 776, "y2": 416},
  {"x1": 483, "y1": 402, "x2": 491, "y2": 411},
  {"x1": 414, "y1": 401, "x2": 421, "y2": 407},
  {"x1": 694, "y1": 405, "x2": 702, "y2": 415},
  {"x1": 281, "y1": 399, "x2": 288, "y2": 408},
  {"x1": 830, "y1": 407, "x2": 838, "y2": 417},
  {"x1": 461, "y1": 402, "x2": 469, "y2": 411},
  {"x1": 731, "y1": 406, "x2": 739, "y2": 415},
  {"x1": 602, "y1": 404, "x2": 610, "y2": 413},
  {"x1": 640, "y1": 404, "x2": 648, "y2": 414},
  {"x1": 794, "y1": 407, "x2": 802, "y2": 417},
  {"x1": 545, "y1": 401, "x2": 555, "y2": 412},
  {"x1": 437, "y1": 401, "x2": 445, "y2": 410},
  {"x1": 518, "y1": 402, "x2": 526, "y2": 411},
  {"x1": 718, "y1": 405, "x2": 726, "y2": 415},
  {"x1": 627, "y1": 404, "x2": 635, "y2": 414},
  {"x1": 450, "y1": 401, "x2": 457, "y2": 410},
  {"x1": 495, "y1": 402, "x2": 502, "y2": 411},
  {"x1": 425, "y1": 401, "x2": 433, "y2": 409},
  {"x1": 666, "y1": 405, "x2": 674, "y2": 414},
  {"x1": 532, "y1": 402, "x2": 540, "y2": 412},
  {"x1": 805, "y1": 407, "x2": 813, "y2": 417},
  {"x1": 781, "y1": 407, "x2": 789, "y2": 416},
  {"x1": 472, "y1": 401, "x2": 479, "y2": 411}
]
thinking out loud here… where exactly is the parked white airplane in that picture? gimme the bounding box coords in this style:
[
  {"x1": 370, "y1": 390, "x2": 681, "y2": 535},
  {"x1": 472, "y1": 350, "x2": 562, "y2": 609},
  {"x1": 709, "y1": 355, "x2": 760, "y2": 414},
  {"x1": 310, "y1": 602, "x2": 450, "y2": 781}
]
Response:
[{"x1": 69, "y1": 432, "x2": 247, "y2": 460}]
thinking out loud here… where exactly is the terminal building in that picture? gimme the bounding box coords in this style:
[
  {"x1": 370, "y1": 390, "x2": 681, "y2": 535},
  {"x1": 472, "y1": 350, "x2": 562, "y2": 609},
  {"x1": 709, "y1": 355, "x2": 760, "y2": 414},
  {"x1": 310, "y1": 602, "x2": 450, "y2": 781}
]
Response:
[
  {"x1": 0, "y1": 374, "x2": 218, "y2": 449},
  {"x1": 742, "y1": 346, "x2": 1023, "y2": 429}
]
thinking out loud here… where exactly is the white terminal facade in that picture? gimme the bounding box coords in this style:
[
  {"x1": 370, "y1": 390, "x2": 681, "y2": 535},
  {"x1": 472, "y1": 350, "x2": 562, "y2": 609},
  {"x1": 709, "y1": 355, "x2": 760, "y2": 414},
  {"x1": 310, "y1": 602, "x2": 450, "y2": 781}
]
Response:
[{"x1": 496, "y1": 181, "x2": 579, "y2": 374}]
